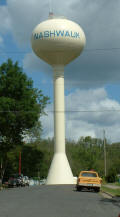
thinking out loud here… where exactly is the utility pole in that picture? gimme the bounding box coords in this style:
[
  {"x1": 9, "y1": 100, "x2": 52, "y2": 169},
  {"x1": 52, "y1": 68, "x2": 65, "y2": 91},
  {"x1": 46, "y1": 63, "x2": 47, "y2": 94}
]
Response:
[{"x1": 103, "y1": 130, "x2": 107, "y2": 177}]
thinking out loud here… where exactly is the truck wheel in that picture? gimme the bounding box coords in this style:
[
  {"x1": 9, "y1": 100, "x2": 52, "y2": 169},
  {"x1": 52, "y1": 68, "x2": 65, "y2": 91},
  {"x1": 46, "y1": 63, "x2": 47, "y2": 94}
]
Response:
[
  {"x1": 76, "y1": 186, "x2": 82, "y2": 191},
  {"x1": 95, "y1": 188, "x2": 100, "y2": 192}
]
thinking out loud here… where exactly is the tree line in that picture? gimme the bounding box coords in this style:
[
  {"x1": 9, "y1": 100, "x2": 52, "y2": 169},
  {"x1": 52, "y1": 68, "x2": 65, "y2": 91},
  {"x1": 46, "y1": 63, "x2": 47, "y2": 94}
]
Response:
[{"x1": 2, "y1": 137, "x2": 120, "y2": 182}]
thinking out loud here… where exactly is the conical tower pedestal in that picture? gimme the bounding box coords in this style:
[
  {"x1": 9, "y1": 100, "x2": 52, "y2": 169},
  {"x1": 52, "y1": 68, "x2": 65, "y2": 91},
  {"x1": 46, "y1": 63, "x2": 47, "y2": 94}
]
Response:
[{"x1": 46, "y1": 153, "x2": 74, "y2": 184}]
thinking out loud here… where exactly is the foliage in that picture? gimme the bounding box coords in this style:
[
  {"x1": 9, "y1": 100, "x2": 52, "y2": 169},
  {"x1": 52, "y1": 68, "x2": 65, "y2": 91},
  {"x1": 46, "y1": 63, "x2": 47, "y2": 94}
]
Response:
[
  {"x1": 25, "y1": 121, "x2": 42, "y2": 142},
  {"x1": 3, "y1": 140, "x2": 54, "y2": 179},
  {"x1": 2, "y1": 136, "x2": 120, "y2": 181},
  {"x1": 105, "y1": 167, "x2": 117, "y2": 183},
  {"x1": 0, "y1": 59, "x2": 49, "y2": 180},
  {"x1": 66, "y1": 137, "x2": 105, "y2": 177}
]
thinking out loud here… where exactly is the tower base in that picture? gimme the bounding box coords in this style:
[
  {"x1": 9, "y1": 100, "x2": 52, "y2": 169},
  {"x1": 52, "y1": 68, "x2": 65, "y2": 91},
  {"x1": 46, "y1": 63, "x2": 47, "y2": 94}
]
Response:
[{"x1": 46, "y1": 153, "x2": 74, "y2": 185}]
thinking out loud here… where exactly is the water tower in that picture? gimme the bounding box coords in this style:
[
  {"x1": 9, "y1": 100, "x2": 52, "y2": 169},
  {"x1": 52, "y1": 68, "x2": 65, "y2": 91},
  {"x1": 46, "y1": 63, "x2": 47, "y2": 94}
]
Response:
[{"x1": 31, "y1": 14, "x2": 86, "y2": 185}]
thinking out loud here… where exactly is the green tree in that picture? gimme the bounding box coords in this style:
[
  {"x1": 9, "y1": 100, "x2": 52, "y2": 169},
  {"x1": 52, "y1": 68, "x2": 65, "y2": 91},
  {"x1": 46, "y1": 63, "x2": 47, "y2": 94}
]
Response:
[
  {"x1": 0, "y1": 59, "x2": 49, "y2": 180},
  {"x1": 25, "y1": 121, "x2": 42, "y2": 142},
  {"x1": 21, "y1": 145, "x2": 44, "y2": 177},
  {"x1": 3, "y1": 140, "x2": 54, "y2": 179}
]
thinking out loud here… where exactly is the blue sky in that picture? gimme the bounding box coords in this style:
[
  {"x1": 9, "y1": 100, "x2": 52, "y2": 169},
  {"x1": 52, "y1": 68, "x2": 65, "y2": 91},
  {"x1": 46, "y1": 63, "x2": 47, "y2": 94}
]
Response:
[
  {"x1": 1, "y1": 0, "x2": 120, "y2": 142},
  {"x1": 0, "y1": 0, "x2": 6, "y2": 5}
]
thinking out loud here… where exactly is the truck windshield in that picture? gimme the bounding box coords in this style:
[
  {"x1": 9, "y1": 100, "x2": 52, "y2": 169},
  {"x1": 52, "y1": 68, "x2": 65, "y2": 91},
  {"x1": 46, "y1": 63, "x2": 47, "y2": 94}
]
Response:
[{"x1": 81, "y1": 172, "x2": 97, "y2": 177}]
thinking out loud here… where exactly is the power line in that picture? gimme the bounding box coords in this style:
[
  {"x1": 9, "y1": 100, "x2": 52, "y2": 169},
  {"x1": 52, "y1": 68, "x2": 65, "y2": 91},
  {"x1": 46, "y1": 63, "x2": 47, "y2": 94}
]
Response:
[
  {"x1": 47, "y1": 110, "x2": 120, "y2": 113},
  {"x1": 85, "y1": 48, "x2": 120, "y2": 52},
  {"x1": 1, "y1": 109, "x2": 120, "y2": 113},
  {"x1": 0, "y1": 51, "x2": 28, "y2": 54}
]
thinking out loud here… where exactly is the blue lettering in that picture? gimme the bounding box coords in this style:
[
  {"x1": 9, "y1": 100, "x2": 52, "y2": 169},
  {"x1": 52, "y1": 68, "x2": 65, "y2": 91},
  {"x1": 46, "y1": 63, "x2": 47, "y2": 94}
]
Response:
[
  {"x1": 39, "y1": 32, "x2": 43, "y2": 39},
  {"x1": 56, "y1": 30, "x2": 64, "y2": 37},
  {"x1": 34, "y1": 30, "x2": 80, "y2": 40},
  {"x1": 44, "y1": 31, "x2": 49, "y2": 37},
  {"x1": 65, "y1": 31, "x2": 70, "y2": 37},
  {"x1": 76, "y1": 32, "x2": 80, "y2": 38},
  {"x1": 71, "y1": 31, "x2": 76, "y2": 38},
  {"x1": 50, "y1": 31, "x2": 55, "y2": 37},
  {"x1": 34, "y1": 33, "x2": 39, "y2": 40}
]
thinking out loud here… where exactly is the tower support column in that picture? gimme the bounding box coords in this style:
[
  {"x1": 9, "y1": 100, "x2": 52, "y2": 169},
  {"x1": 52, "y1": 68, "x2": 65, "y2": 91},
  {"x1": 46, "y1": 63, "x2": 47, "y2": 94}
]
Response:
[
  {"x1": 46, "y1": 65, "x2": 74, "y2": 185},
  {"x1": 54, "y1": 65, "x2": 65, "y2": 153}
]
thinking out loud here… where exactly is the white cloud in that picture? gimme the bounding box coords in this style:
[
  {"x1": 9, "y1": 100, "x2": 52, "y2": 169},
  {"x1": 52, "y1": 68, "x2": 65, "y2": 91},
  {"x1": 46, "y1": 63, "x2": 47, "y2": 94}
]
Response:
[
  {"x1": 0, "y1": 36, "x2": 4, "y2": 46},
  {"x1": 41, "y1": 88, "x2": 120, "y2": 143},
  {"x1": 0, "y1": 5, "x2": 11, "y2": 33},
  {"x1": 7, "y1": 0, "x2": 48, "y2": 46},
  {"x1": 23, "y1": 52, "x2": 51, "y2": 74}
]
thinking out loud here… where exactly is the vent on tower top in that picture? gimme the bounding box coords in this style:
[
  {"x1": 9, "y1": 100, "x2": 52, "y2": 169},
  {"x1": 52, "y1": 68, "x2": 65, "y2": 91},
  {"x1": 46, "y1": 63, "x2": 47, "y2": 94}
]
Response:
[{"x1": 49, "y1": 12, "x2": 54, "y2": 19}]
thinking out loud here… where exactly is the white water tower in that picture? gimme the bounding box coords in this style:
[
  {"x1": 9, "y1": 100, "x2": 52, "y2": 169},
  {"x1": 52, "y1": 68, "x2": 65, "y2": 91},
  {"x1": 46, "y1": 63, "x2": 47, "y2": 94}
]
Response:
[{"x1": 31, "y1": 14, "x2": 86, "y2": 185}]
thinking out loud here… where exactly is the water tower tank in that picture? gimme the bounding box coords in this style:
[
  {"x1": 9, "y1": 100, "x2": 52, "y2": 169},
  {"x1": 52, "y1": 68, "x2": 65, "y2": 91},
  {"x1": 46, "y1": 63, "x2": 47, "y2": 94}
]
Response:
[
  {"x1": 31, "y1": 15, "x2": 86, "y2": 185},
  {"x1": 31, "y1": 16, "x2": 86, "y2": 66}
]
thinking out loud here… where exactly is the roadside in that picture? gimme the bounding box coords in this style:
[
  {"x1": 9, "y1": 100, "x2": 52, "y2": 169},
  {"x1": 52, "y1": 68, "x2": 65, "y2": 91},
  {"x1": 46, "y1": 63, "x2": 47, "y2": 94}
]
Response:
[
  {"x1": 101, "y1": 183, "x2": 120, "y2": 198},
  {"x1": 104, "y1": 183, "x2": 120, "y2": 189}
]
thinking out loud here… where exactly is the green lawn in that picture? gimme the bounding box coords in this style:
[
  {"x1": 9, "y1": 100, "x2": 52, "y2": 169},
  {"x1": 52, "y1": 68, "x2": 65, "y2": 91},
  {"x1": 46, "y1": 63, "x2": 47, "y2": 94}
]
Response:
[
  {"x1": 101, "y1": 186, "x2": 120, "y2": 197},
  {"x1": 112, "y1": 182, "x2": 120, "y2": 187}
]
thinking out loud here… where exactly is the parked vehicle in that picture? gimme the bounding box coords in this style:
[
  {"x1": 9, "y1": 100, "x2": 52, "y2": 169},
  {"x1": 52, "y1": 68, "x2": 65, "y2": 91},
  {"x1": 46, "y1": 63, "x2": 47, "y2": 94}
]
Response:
[
  {"x1": 29, "y1": 179, "x2": 34, "y2": 186},
  {"x1": 8, "y1": 174, "x2": 25, "y2": 187},
  {"x1": 8, "y1": 175, "x2": 17, "y2": 188},
  {"x1": 40, "y1": 179, "x2": 46, "y2": 185},
  {"x1": 23, "y1": 176, "x2": 29, "y2": 186},
  {"x1": 16, "y1": 175, "x2": 25, "y2": 187},
  {"x1": 76, "y1": 170, "x2": 102, "y2": 192}
]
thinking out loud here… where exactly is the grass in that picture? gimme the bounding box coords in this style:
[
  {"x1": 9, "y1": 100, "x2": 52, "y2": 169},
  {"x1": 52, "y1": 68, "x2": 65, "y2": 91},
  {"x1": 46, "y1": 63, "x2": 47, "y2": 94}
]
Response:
[
  {"x1": 111, "y1": 182, "x2": 120, "y2": 187},
  {"x1": 101, "y1": 186, "x2": 120, "y2": 197}
]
